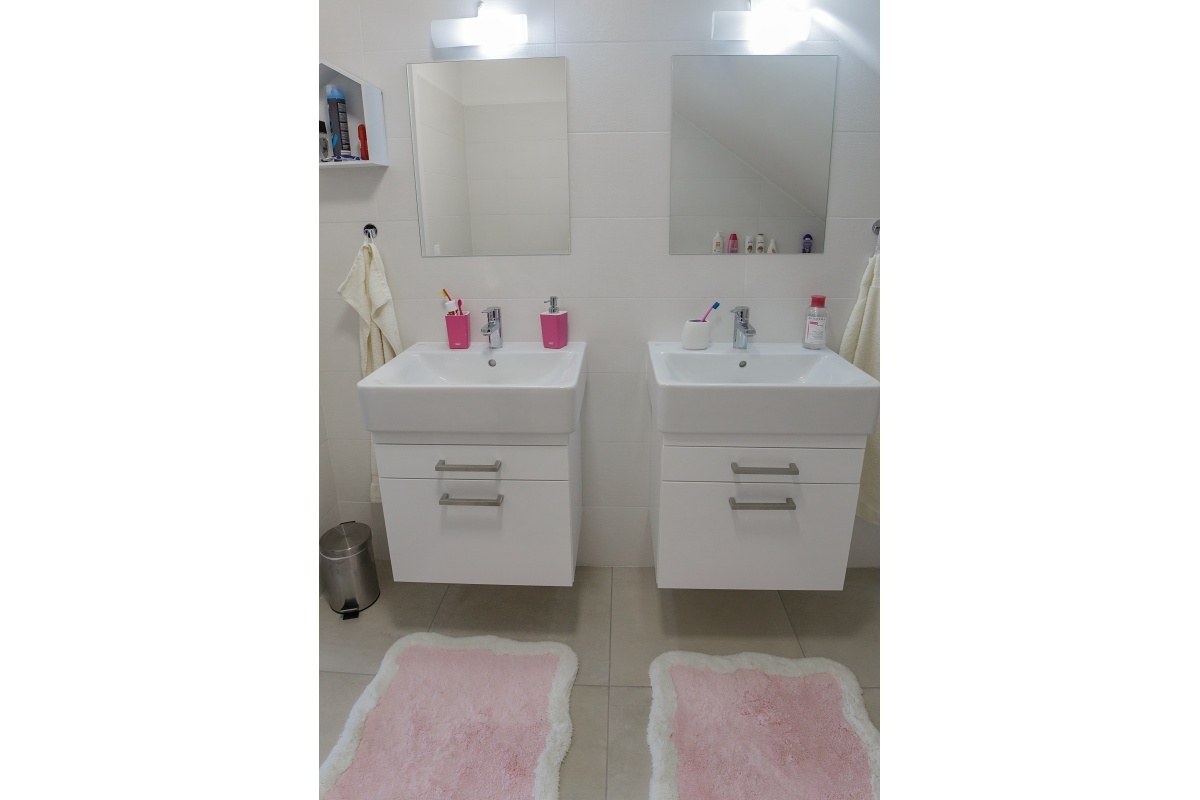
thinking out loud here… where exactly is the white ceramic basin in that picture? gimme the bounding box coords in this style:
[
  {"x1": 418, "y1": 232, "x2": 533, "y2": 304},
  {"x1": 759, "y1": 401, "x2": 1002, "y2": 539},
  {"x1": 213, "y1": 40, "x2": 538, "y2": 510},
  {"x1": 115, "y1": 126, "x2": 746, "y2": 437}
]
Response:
[
  {"x1": 647, "y1": 341, "x2": 879, "y2": 436},
  {"x1": 358, "y1": 342, "x2": 587, "y2": 434}
]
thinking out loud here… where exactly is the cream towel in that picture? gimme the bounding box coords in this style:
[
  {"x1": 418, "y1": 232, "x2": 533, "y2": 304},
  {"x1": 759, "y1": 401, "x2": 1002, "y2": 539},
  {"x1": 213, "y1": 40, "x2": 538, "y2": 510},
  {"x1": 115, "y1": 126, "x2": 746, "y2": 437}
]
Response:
[
  {"x1": 839, "y1": 253, "x2": 880, "y2": 524},
  {"x1": 338, "y1": 241, "x2": 402, "y2": 503}
]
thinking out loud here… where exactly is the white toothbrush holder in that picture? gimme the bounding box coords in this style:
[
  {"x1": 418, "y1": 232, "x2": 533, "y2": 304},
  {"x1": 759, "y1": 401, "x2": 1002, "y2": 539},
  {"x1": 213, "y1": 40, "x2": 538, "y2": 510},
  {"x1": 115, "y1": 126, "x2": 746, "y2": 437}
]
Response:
[{"x1": 681, "y1": 319, "x2": 711, "y2": 350}]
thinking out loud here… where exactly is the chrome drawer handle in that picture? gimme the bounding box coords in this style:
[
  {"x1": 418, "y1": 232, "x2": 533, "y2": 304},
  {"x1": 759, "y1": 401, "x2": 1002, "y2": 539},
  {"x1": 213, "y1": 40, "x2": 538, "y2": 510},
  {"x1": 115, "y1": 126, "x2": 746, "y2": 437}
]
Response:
[
  {"x1": 728, "y1": 497, "x2": 796, "y2": 511},
  {"x1": 730, "y1": 462, "x2": 799, "y2": 475},
  {"x1": 439, "y1": 493, "x2": 504, "y2": 507},
  {"x1": 435, "y1": 459, "x2": 501, "y2": 473}
]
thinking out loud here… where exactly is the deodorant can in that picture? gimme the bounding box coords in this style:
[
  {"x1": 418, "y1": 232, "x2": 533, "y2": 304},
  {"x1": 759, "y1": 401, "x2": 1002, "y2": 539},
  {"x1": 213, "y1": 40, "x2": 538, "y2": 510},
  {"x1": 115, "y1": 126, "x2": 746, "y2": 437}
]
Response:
[{"x1": 327, "y1": 84, "x2": 352, "y2": 159}]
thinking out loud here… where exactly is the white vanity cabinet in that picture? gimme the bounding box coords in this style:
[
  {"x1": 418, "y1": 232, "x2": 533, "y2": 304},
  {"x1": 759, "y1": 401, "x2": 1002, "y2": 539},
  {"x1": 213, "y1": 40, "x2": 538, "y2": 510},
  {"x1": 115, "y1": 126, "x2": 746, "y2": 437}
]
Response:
[
  {"x1": 650, "y1": 438, "x2": 865, "y2": 590},
  {"x1": 375, "y1": 434, "x2": 582, "y2": 586}
]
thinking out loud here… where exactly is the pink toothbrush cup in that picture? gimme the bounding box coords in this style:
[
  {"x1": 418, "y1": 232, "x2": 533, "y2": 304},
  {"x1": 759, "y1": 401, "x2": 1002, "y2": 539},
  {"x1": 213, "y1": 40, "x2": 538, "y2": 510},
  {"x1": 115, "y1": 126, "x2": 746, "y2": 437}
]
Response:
[{"x1": 445, "y1": 314, "x2": 470, "y2": 349}]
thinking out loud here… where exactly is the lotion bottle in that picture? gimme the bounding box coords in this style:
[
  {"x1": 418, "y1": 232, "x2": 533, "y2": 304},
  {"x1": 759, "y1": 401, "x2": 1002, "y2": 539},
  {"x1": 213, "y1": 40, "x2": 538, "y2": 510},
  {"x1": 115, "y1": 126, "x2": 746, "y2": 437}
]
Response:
[
  {"x1": 712, "y1": 232, "x2": 724, "y2": 254},
  {"x1": 803, "y1": 294, "x2": 827, "y2": 350},
  {"x1": 541, "y1": 295, "x2": 569, "y2": 349},
  {"x1": 728, "y1": 232, "x2": 739, "y2": 254}
]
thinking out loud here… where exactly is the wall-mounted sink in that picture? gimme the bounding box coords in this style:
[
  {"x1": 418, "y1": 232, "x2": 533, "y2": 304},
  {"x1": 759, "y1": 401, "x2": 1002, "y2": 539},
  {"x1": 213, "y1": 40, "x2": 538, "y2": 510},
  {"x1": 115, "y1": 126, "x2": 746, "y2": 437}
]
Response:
[
  {"x1": 646, "y1": 342, "x2": 878, "y2": 436},
  {"x1": 358, "y1": 342, "x2": 587, "y2": 435}
]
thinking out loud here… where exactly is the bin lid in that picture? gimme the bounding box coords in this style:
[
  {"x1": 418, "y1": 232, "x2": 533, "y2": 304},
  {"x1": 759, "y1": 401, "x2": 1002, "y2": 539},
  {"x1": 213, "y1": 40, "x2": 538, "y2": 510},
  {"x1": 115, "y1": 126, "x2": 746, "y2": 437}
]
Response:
[{"x1": 320, "y1": 522, "x2": 372, "y2": 558}]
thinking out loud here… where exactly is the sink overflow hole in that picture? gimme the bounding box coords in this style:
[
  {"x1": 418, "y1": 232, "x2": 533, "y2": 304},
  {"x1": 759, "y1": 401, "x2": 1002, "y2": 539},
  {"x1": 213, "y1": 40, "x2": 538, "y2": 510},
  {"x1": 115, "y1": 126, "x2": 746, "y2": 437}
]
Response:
[
  {"x1": 488, "y1": 359, "x2": 497, "y2": 367},
  {"x1": 739, "y1": 361, "x2": 747, "y2": 368}
]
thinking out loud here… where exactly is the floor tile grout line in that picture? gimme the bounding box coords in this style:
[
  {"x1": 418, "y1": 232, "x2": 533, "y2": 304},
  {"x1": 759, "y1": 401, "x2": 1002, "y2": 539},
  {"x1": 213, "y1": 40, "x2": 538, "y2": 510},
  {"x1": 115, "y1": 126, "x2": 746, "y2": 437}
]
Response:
[
  {"x1": 605, "y1": 567, "x2": 613, "y2": 800},
  {"x1": 607, "y1": 567, "x2": 615, "y2": 688},
  {"x1": 426, "y1": 584, "x2": 451, "y2": 632},
  {"x1": 604, "y1": 684, "x2": 611, "y2": 800},
  {"x1": 319, "y1": 668, "x2": 380, "y2": 679},
  {"x1": 777, "y1": 588, "x2": 807, "y2": 657}
]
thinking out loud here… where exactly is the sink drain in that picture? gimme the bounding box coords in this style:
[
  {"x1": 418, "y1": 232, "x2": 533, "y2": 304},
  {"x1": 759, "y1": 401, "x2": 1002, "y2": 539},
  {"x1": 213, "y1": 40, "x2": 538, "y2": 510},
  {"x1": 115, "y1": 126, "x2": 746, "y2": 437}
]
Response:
[
  {"x1": 488, "y1": 359, "x2": 497, "y2": 367},
  {"x1": 739, "y1": 360, "x2": 747, "y2": 368}
]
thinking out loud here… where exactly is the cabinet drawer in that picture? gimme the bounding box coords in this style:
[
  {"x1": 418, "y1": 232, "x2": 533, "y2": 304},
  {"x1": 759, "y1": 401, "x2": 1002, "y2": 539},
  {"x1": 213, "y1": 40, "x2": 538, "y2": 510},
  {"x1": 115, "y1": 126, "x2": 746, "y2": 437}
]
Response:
[
  {"x1": 654, "y1": 481, "x2": 860, "y2": 590},
  {"x1": 380, "y1": 478, "x2": 576, "y2": 586},
  {"x1": 375, "y1": 444, "x2": 569, "y2": 481},
  {"x1": 660, "y1": 446, "x2": 863, "y2": 484}
]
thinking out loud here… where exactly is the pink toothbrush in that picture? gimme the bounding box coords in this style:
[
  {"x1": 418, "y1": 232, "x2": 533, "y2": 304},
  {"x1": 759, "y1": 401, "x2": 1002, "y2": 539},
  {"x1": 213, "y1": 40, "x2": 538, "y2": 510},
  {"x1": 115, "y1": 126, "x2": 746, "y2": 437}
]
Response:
[
  {"x1": 456, "y1": 299, "x2": 463, "y2": 316},
  {"x1": 699, "y1": 301, "x2": 720, "y2": 322}
]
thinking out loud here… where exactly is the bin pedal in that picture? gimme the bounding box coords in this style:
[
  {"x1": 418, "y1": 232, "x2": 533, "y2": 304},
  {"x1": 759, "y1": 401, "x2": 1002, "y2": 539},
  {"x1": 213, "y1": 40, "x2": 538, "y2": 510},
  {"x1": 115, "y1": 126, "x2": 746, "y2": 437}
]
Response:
[{"x1": 339, "y1": 600, "x2": 360, "y2": 620}]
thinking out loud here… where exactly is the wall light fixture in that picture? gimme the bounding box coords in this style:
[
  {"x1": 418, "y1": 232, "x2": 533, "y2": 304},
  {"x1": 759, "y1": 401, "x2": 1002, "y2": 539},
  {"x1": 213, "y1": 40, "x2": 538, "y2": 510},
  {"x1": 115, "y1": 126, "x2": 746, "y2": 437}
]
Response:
[
  {"x1": 431, "y1": 2, "x2": 529, "y2": 49},
  {"x1": 711, "y1": 1, "x2": 811, "y2": 44}
]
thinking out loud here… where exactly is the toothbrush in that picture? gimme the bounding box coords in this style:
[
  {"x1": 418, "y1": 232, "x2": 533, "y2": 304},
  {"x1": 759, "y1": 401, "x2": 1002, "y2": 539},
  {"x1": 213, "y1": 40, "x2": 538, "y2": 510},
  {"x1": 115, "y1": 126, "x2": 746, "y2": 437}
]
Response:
[
  {"x1": 699, "y1": 301, "x2": 720, "y2": 322},
  {"x1": 456, "y1": 299, "x2": 463, "y2": 316},
  {"x1": 441, "y1": 289, "x2": 453, "y2": 303}
]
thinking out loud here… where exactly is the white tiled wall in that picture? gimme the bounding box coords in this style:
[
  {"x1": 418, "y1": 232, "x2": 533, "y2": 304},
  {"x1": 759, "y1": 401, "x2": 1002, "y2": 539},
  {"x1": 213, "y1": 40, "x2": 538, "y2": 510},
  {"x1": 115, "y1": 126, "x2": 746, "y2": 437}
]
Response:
[{"x1": 318, "y1": 0, "x2": 880, "y2": 566}]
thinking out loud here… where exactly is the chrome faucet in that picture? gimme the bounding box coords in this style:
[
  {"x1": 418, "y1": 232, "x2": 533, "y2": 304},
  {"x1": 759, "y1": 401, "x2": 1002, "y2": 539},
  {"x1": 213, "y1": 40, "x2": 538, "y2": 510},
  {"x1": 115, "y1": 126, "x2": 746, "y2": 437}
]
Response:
[
  {"x1": 480, "y1": 306, "x2": 503, "y2": 349},
  {"x1": 731, "y1": 306, "x2": 756, "y2": 349}
]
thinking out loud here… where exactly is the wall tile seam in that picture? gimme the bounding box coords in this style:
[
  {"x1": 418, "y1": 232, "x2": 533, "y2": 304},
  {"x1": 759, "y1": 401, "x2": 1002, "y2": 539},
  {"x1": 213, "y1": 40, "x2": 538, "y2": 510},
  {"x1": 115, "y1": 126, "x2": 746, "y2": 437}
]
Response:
[
  {"x1": 320, "y1": 370, "x2": 370, "y2": 378},
  {"x1": 550, "y1": 35, "x2": 846, "y2": 47},
  {"x1": 567, "y1": 131, "x2": 670, "y2": 136},
  {"x1": 581, "y1": 505, "x2": 653, "y2": 510},
  {"x1": 565, "y1": 216, "x2": 671, "y2": 222},
  {"x1": 583, "y1": 440, "x2": 655, "y2": 446}
]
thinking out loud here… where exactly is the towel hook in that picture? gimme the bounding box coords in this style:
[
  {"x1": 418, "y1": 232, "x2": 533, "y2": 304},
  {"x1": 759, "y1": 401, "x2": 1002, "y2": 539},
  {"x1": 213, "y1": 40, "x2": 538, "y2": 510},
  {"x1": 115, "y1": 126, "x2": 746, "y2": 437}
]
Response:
[
  {"x1": 363, "y1": 224, "x2": 378, "y2": 241},
  {"x1": 871, "y1": 220, "x2": 879, "y2": 236}
]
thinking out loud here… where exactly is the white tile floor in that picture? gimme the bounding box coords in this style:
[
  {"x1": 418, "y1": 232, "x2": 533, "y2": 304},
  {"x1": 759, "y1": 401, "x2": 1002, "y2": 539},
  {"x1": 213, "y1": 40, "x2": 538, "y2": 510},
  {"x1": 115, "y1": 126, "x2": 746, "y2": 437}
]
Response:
[{"x1": 320, "y1": 565, "x2": 880, "y2": 799}]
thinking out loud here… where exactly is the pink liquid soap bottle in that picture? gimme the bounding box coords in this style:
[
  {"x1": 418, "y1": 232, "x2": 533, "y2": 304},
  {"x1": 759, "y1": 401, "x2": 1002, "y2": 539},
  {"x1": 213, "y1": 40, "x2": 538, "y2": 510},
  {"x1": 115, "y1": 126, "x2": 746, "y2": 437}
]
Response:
[{"x1": 541, "y1": 295, "x2": 569, "y2": 349}]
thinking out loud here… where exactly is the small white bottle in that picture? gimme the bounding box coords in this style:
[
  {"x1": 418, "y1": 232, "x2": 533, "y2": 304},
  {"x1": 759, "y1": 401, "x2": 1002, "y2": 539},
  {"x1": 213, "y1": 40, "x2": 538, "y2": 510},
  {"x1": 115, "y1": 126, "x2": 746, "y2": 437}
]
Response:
[
  {"x1": 767, "y1": 238, "x2": 778, "y2": 254},
  {"x1": 756, "y1": 233, "x2": 766, "y2": 254},
  {"x1": 712, "y1": 232, "x2": 724, "y2": 254},
  {"x1": 803, "y1": 294, "x2": 827, "y2": 350}
]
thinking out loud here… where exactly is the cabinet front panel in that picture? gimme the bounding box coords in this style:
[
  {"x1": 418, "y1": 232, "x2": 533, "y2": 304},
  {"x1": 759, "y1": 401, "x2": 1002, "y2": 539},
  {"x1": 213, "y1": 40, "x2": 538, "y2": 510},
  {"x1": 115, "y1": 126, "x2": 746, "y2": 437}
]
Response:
[
  {"x1": 380, "y1": 478, "x2": 575, "y2": 586},
  {"x1": 660, "y1": 446, "x2": 864, "y2": 484},
  {"x1": 655, "y1": 481, "x2": 859, "y2": 590},
  {"x1": 375, "y1": 444, "x2": 569, "y2": 481}
]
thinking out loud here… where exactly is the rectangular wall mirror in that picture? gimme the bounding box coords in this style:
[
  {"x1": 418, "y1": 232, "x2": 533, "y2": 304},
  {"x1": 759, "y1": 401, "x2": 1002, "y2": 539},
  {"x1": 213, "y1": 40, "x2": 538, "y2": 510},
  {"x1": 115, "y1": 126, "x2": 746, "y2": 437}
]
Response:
[
  {"x1": 408, "y1": 57, "x2": 570, "y2": 257},
  {"x1": 669, "y1": 55, "x2": 837, "y2": 255}
]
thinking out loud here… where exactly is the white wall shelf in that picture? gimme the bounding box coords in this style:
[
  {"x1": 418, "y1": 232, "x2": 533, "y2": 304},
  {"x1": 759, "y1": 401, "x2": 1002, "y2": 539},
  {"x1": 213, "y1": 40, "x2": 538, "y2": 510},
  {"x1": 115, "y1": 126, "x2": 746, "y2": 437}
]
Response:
[{"x1": 319, "y1": 62, "x2": 388, "y2": 168}]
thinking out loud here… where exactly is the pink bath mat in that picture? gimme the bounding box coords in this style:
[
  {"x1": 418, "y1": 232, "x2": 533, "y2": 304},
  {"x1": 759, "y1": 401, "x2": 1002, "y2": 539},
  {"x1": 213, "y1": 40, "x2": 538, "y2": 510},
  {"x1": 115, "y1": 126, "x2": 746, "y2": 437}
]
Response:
[
  {"x1": 320, "y1": 633, "x2": 578, "y2": 800},
  {"x1": 648, "y1": 651, "x2": 879, "y2": 800}
]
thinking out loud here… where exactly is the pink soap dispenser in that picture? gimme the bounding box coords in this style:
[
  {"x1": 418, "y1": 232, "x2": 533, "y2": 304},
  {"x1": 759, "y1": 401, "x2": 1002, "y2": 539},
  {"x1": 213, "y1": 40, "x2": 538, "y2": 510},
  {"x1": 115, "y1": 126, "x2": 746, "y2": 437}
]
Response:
[{"x1": 540, "y1": 295, "x2": 569, "y2": 349}]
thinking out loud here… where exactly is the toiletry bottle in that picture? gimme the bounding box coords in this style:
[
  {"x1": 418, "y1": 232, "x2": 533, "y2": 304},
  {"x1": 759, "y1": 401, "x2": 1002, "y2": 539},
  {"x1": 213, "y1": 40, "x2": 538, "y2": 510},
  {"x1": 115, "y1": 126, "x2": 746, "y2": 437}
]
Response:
[
  {"x1": 319, "y1": 121, "x2": 331, "y2": 162},
  {"x1": 803, "y1": 294, "x2": 827, "y2": 350},
  {"x1": 357, "y1": 124, "x2": 369, "y2": 160},
  {"x1": 728, "y1": 232, "x2": 738, "y2": 254},
  {"x1": 541, "y1": 296, "x2": 569, "y2": 349},
  {"x1": 767, "y1": 238, "x2": 778, "y2": 254},
  {"x1": 802, "y1": 234, "x2": 813, "y2": 254},
  {"x1": 756, "y1": 233, "x2": 766, "y2": 254},
  {"x1": 712, "y1": 232, "x2": 724, "y2": 254},
  {"x1": 326, "y1": 84, "x2": 352, "y2": 159}
]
